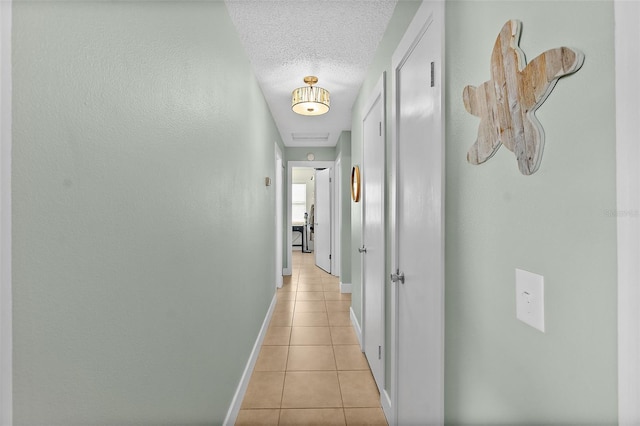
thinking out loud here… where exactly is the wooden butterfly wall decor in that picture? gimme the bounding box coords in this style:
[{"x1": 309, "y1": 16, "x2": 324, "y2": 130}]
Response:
[{"x1": 463, "y1": 20, "x2": 584, "y2": 175}]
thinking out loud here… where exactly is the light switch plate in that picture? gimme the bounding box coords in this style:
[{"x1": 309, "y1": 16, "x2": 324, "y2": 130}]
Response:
[{"x1": 516, "y1": 268, "x2": 545, "y2": 332}]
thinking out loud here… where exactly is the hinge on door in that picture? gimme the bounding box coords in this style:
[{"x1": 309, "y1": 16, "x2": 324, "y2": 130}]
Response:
[
  {"x1": 329, "y1": 177, "x2": 332, "y2": 183},
  {"x1": 378, "y1": 346, "x2": 382, "y2": 360},
  {"x1": 379, "y1": 122, "x2": 382, "y2": 136},
  {"x1": 430, "y1": 61, "x2": 435, "y2": 87},
  {"x1": 329, "y1": 254, "x2": 332, "y2": 260}
]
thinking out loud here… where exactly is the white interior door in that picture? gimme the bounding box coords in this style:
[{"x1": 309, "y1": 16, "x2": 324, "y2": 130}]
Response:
[
  {"x1": 362, "y1": 75, "x2": 385, "y2": 392},
  {"x1": 314, "y1": 168, "x2": 331, "y2": 273},
  {"x1": 391, "y1": 3, "x2": 444, "y2": 425}
]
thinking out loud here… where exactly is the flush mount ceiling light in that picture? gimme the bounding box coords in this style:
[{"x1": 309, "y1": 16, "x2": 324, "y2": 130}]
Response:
[{"x1": 292, "y1": 76, "x2": 330, "y2": 116}]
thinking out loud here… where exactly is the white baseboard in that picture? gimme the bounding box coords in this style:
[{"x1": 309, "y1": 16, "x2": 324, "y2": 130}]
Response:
[
  {"x1": 283, "y1": 267, "x2": 292, "y2": 276},
  {"x1": 340, "y1": 282, "x2": 352, "y2": 294},
  {"x1": 223, "y1": 293, "x2": 277, "y2": 426},
  {"x1": 350, "y1": 307, "x2": 362, "y2": 349},
  {"x1": 381, "y1": 389, "x2": 393, "y2": 425}
]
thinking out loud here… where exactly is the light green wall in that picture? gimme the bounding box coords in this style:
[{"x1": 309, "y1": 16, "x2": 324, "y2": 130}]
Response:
[
  {"x1": 10, "y1": 0, "x2": 619, "y2": 423},
  {"x1": 12, "y1": 1, "x2": 282, "y2": 424},
  {"x1": 351, "y1": 0, "x2": 617, "y2": 422},
  {"x1": 444, "y1": 2, "x2": 617, "y2": 423},
  {"x1": 335, "y1": 131, "x2": 351, "y2": 159},
  {"x1": 349, "y1": 0, "x2": 422, "y2": 396}
]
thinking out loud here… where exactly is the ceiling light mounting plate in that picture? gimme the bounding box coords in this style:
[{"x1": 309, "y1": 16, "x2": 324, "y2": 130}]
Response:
[{"x1": 303, "y1": 76, "x2": 318, "y2": 85}]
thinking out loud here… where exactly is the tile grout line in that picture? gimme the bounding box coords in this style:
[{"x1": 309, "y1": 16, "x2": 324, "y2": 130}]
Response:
[
  {"x1": 278, "y1": 264, "x2": 296, "y2": 417},
  {"x1": 238, "y1": 253, "x2": 383, "y2": 424},
  {"x1": 279, "y1": 263, "x2": 299, "y2": 411}
]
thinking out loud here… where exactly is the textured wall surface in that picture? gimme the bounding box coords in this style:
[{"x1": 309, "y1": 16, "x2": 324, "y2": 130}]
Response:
[
  {"x1": 444, "y1": 1, "x2": 617, "y2": 423},
  {"x1": 12, "y1": 1, "x2": 282, "y2": 424},
  {"x1": 225, "y1": 0, "x2": 397, "y2": 147}
]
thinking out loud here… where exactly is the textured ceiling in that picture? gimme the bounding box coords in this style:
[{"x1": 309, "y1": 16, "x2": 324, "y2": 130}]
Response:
[{"x1": 225, "y1": 0, "x2": 398, "y2": 147}]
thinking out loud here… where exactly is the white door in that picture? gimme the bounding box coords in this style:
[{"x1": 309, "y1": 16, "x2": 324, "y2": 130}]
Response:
[
  {"x1": 314, "y1": 168, "x2": 331, "y2": 273},
  {"x1": 275, "y1": 145, "x2": 283, "y2": 288},
  {"x1": 362, "y1": 75, "x2": 385, "y2": 391},
  {"x1": 391, "y1": 3, "x2": 444, "y2": 425}
]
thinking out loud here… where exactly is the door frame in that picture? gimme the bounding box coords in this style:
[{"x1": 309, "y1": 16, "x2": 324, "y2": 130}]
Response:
[
  {"x1": 615, "y1": 1, "x2": 640, "y2": 424},
  {"x1": 333, "y1": 157, "x2": 341, "y2": 277},
  {"x1": 388, "y1": 1, "x2": 444, "y2": 424},
  {"x1": 361, "y1": 72, "x2": 386, "y2": 392},
  {"x1": 286, "y1": 160, "x2": 335, "y2": 276},
  {"x1": 0, "y1": 0, "x2": 12, "y2": 423},
  {"x1": 275, "y1": 143, "x2": 284, "y2": 289}
]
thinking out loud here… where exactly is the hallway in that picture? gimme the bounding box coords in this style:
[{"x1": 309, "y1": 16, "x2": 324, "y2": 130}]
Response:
[{"x1": 236, "y1": 251, "x2": 387, "y2": 425}]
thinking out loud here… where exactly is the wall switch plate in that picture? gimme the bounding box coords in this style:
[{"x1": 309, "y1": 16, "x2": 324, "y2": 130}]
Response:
[{"x1": 516, "y1": 269, "x2": 545, "y2": 332}]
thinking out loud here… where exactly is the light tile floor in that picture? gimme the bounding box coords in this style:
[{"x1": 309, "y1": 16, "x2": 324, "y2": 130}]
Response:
[{"x1": 236, "y1": 251, "x2": 388, "y2": 426}]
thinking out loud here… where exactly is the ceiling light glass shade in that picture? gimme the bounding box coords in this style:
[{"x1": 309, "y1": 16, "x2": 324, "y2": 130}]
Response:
[{"x1": 292, "y1": 76, "x2": 330, "y2": 116}]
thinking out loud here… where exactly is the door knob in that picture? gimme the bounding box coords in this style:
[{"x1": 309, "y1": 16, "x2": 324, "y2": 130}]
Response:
[
  {"x1": 358, "y1": 247, "x2": 367, "y2": 253},
  {"x1": 390, "y1": 271, "x2": 405, "y2": 284}
]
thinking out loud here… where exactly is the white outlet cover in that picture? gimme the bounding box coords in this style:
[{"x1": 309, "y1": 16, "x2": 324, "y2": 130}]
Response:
[{"x1": 516, "y1": 268, "x2": 545, "y2": 332}]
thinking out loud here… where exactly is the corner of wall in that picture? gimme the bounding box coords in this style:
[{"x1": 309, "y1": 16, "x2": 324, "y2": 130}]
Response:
[{"x1": 350, "y1": 306, "x2": 362, "y2": 349}]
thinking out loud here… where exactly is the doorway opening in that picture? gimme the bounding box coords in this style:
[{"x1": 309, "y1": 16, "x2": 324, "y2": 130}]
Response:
[
  {"x1": 286, "y1": 160, "x2": 336, "y2": 278},
  {"x1": 291, "y1": 167, "x2": 315, "y2": 254}
]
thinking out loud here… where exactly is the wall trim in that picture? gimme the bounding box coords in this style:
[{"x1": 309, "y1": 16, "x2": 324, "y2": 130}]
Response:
[
  {"x1": 339, "y1": 282, "x2": 352, "y2": 294},
  {"x1": 275, "y1": 143, "x2": 284, "y2": 289},
  {"x1": 350, "y1": 307, "x2": 362, "y2": 349},
  {"x1": 333, "y1": 157, "x2": 342, "y2": 277},
  {"x1": 0, "y1": 0, "x2": 12, "y2": 423},
  {"x1": 381, "y1": 389, "x2": 393, "y2": 425},
  {"x1": 223, "y1": 294, "x2": 277, "y2": 426},
  {"x1": 615, "y1": 1, "x2": 640, "y2": 424}
]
